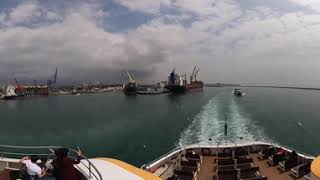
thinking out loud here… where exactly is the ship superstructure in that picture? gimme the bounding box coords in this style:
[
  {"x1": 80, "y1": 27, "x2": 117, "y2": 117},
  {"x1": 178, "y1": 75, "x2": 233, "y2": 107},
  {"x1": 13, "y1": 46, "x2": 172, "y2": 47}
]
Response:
[{"x1": 165, "y1": 68, "x2": 188, "y2": 94}]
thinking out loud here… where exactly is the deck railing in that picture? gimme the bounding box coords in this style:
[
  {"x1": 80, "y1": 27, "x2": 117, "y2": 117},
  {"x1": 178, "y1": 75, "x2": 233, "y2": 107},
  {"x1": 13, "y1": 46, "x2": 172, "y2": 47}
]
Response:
[
  {"x1": 0, "y1": 144, "x2": 103, "y2": 180},
  {"x1": 144, "y1": 140, "x2": 315, "y2": 170}
]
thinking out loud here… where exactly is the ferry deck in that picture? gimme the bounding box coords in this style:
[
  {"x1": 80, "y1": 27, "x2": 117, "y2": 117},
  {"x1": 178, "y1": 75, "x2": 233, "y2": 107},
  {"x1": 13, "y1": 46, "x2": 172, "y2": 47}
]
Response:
[{"x1": 0, "y1": 142, "x2": 319, "y2": 180}]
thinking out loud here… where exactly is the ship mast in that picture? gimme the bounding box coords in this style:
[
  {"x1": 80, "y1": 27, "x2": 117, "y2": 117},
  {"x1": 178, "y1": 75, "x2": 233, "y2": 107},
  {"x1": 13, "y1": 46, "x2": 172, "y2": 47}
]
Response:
[{"x1": 224, "y1": 114, "x2": 228, "y2": 137}]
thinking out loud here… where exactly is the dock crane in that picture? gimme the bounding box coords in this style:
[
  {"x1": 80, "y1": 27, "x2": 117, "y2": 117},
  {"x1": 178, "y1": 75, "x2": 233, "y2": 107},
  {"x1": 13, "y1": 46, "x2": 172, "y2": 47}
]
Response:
[
  {"x1": 190, "y1": 66, "x2": 197, "y2": 83},
  {"x1": 126, "y1": 71, "x2": 136, "y2": 83},
  {"x1": 194, "y1": 68, "x2": 200, "y2": 82},
  {"x1": 14, "y1": 78, "x2": 25, "y2": 95},
  {"x1": 47, "y1": 67, "x2": 58, "y2": 92},
  {"x1": 47, "y1": 68, "x2": 57, "y2": 85}
]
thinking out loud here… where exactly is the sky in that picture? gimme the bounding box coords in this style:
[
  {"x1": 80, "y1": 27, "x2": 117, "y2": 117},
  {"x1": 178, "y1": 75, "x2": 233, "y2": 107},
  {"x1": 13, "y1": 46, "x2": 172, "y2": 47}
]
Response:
[{"x1": 0, "y1": 0, "x2": 320, "y2": 86}]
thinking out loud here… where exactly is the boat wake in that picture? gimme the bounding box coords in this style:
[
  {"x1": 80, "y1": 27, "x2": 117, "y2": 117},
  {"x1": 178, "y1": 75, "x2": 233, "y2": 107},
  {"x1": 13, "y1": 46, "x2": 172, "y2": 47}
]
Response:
[{"x1": 179, "y1": 91, "x2": 269, "y2": 146}]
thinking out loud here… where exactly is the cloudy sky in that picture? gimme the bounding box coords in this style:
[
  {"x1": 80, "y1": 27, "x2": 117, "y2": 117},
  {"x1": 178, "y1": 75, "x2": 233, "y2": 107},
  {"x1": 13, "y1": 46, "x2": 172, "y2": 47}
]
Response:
[{"x1": 0, "y1": 0, "x2": 320, "y2": 86}]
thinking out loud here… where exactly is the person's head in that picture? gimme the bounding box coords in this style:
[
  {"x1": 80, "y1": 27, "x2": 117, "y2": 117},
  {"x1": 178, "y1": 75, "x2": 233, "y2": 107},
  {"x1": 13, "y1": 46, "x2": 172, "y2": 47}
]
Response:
[
  {"x1": 41, "y1": 157, "x2": 47, "y2": 163},
  {"x1": 55, "y1": 148, "x2": 69, "y2": 158},
  {"x1": 61, "y1": 148, "x2": 69, "y2": 158},
  {"x1": 30, "y1": 155, "x2": 38, "y2": 163}
]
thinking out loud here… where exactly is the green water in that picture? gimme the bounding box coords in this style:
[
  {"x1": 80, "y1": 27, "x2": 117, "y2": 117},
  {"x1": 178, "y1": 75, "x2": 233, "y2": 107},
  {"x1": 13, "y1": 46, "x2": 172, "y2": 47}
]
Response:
[{"x1": 0, "y1": 87, "x2": 320, "y2": 166}]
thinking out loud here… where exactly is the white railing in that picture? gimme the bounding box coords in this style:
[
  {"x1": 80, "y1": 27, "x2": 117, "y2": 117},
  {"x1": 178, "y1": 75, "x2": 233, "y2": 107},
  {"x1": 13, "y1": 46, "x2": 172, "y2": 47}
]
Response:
[{"x1": 144, "y1": 140, "x2": 315, "y2": 170}]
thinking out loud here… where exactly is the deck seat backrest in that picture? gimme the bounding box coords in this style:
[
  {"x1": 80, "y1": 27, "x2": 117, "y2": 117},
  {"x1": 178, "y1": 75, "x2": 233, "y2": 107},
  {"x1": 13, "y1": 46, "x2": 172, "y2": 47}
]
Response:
[
  {"x1": 181, "y1": 166, "x2": 197, "y2": 173},
  {"x1": 186, "y1": 153, "x2": 201, "y2": 160},
  {"x1": 237, "y1": 163, "x2": 253, "y2": 169},
  {"x1": 218, "y1": 150, "x2": 232, "y2": 158},
  {"x1": 175, "y1": 174, "x2": 194, "y2": 180},
  {"x1": 291, "y1": 162, "x2": 311, "y2": 177},
  {"x1": 272, "y1": 153, "x2": 286, "y2": 161},
  {"x1": 237, "y1": 158, "x2": 253, "y2": 164},
  {"x1": 239, "y1": 166, "x2": 259, "y2": 174},
  {"x1": 217, "y1": 165, "x2": 235, "y2": 172},
  {"x1": 218, "y1": 174, "x2": 237, "y2": 180},
  {"x1": 215, "y1": 157, "x2": 233, "y2": 163},
  {"x1": 283, "y1": 158, "x2": 298, "y2": 170},
  {"x1": 217, "y1": 169, "x2": 237, "y2": 175},
  {"x1": 0, "y1": 161, "x2": 7, "y2": 171},
  {"x1": 174, "y1": 169, "x2": 194, "y2": 177},
  {"x1": 218, "y1": 159, "x2": 235, "y2": 165},
  {"x1": 181, "y1": 160, "x2": 198, "y2": 167},
  {"x1": 235, "y1": 149, "x2": 249, "y2": 158},
  {"x1": 260, "y1": 147, "x2": 277, "y2": 157},
  {"x1": 298, "y1": 162, "x2": 311, "y2": 173},
  {"x1": 242, "y1": 177, "x2": 267, "y2": 180}
]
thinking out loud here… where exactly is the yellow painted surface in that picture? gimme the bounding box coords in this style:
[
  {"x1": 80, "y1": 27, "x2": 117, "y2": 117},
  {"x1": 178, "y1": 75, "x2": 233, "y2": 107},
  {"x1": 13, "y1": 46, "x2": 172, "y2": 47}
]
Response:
[
  {"x1": 97, "y1": 158, "x2": 162, "y2": 180},
  {"x1": 311, "y1": 156, "x2": 320, "y2": 178}
]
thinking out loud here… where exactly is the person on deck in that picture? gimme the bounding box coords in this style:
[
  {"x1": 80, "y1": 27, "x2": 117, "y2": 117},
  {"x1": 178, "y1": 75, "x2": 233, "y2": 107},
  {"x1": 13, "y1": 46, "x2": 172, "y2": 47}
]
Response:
[
  {"x1": 278, "y1": 148, "x2": 286, "y2": 156},
  {"x1": 20, "y1": 155, "x2": 47, "y2": 180},
  {"x1": 52, "y1": 148, "x2": 82, "y2": 180}
]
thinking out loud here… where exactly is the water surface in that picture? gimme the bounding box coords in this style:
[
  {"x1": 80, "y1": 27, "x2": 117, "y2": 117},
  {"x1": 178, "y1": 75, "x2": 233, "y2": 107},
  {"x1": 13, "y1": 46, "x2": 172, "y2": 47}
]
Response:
[{"x1": 0, "y1": 87, "x2": 319, "y2": 166}]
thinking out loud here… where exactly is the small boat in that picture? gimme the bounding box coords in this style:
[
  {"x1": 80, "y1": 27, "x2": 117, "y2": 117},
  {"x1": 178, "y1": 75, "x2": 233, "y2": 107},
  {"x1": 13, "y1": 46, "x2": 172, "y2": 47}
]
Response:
[
  {"x1": 297, "y1": 121, "x2": 303, "y2": 127},
  {"x1": 234, "y1": 88, "x2": 245, "y2": 96}
]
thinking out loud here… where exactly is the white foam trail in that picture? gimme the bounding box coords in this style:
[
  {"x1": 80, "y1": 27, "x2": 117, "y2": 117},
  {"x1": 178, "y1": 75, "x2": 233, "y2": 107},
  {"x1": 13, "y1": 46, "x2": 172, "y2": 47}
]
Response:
[
  {"x1": 227, "y1": 98, "x2": 267, "y2": 142},
  {"x1": 179, "y1": 95, "x2": 224, "y2": 145},
  {"x1": 179, "y1": 91, "x2": 269, "y2": 146}
]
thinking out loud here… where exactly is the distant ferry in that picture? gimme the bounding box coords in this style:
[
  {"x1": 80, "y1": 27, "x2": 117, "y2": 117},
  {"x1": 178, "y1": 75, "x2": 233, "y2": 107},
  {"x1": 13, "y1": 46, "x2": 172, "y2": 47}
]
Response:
[{"x1": 234, "y1": 88, "x2": 245, "y2": 96}]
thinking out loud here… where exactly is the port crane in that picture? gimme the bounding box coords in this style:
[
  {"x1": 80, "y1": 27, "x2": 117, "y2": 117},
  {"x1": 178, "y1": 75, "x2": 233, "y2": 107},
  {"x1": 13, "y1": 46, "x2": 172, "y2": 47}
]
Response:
[
  {"x1": 47, "y1": 67, "x2": 58, "y2": 91},
  {"x1": 194, "y1": 68, "x2": 200, "y2": 82},
  {"x1": 14, "y1": 78, "x2": 25, "y2": 95},
  {"x1": 190, "y1": 66, "x2": 197, "y2": 83},
  {"x1": 47, "y1": 68, "x2": 58, "y2": 87},
  {"x1": 190, "y1": 66, "x2": 200, "y2": 83},
  {"x1": 126, "y1": 71, "x2": 136, "y2": 83}
]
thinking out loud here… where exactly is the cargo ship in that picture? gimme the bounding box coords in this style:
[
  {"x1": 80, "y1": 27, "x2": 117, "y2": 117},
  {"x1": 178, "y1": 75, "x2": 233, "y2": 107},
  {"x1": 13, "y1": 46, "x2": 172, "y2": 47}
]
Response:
[
  {"x1": 165, "y1": 68, "x2": 187, "y2": 94},
  {"x1": 165, "y1": 66, "x2": 204, "y2": 94},
  {"x1": 3, "y1": 82, "x2": 49, "y2": 100},
  {"x1": 2, "y1": 69, "x2": 56, "y2": 100},
  {"x1": 123, "y1": 71, "x2": 137, "y2": 95}
]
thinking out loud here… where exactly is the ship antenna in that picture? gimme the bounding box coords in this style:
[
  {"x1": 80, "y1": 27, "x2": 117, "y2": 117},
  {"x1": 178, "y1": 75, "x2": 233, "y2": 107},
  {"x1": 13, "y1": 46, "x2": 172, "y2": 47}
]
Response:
[{"x1": 224, "y1": 114, "x2": 228, "y2": 137}]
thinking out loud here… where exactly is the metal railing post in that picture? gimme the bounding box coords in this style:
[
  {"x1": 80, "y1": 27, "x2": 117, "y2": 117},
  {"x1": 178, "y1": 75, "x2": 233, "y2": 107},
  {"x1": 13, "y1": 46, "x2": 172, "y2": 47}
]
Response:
[{"x1": 89, "y1": 161, "x2": 92, "y2": 179}]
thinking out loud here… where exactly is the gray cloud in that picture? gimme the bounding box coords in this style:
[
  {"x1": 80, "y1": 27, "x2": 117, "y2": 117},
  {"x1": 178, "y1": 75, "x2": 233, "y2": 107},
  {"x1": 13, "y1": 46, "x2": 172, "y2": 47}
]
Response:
[{"x1": 1, "y1": 0, "x2": 320, "y2": 87}]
